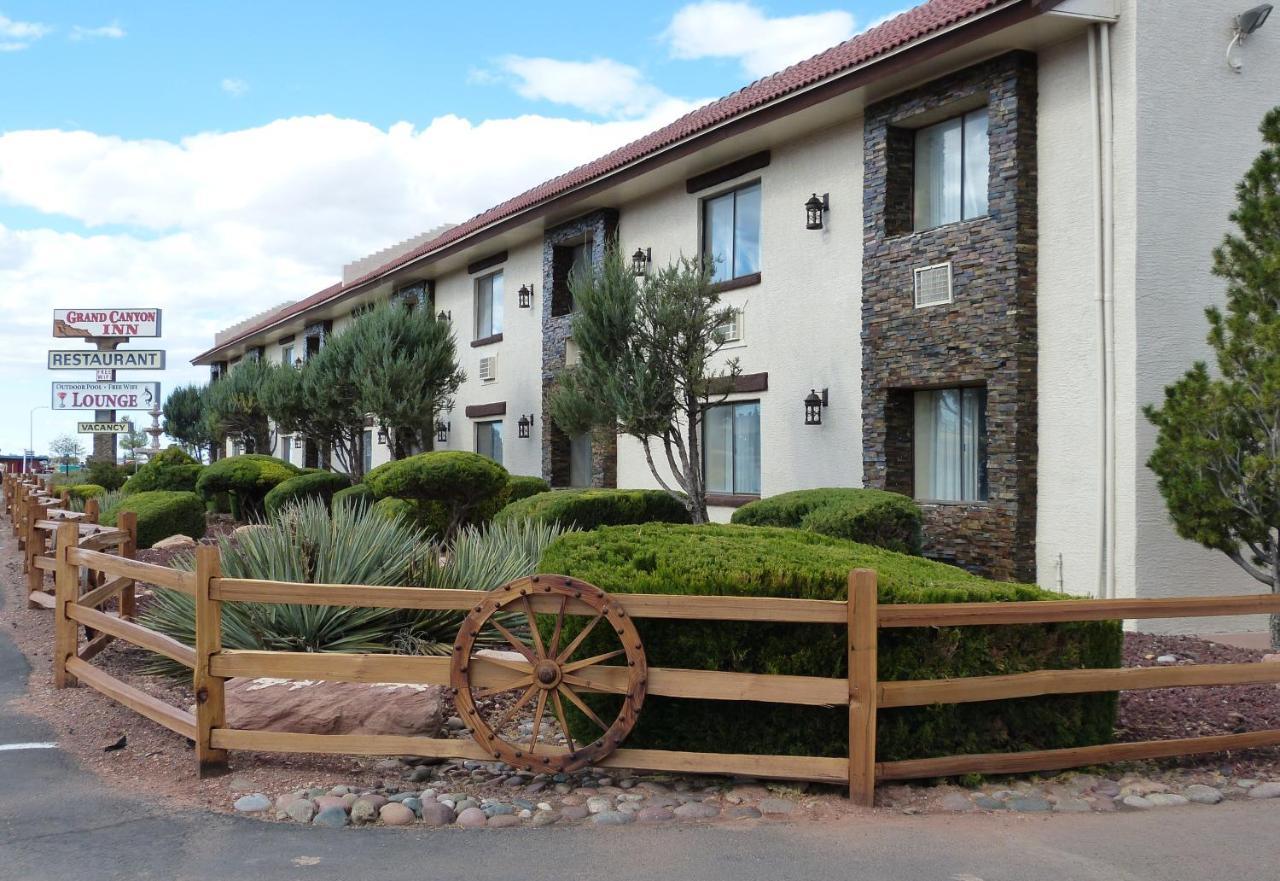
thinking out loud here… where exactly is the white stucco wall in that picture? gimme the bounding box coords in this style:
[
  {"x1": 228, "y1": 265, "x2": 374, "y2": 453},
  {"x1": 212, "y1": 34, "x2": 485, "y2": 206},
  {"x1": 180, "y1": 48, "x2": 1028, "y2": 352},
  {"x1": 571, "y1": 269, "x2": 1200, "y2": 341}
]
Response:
[
  {"x1": 613, "y1": 117, "x2": 866, "y2": 520},
  {"x1": 1126, "y1": 0, "x2": 1280, "y2": 632},
  {"x1": 433, "y1": 237, "x2": 544, "y2": 479}
]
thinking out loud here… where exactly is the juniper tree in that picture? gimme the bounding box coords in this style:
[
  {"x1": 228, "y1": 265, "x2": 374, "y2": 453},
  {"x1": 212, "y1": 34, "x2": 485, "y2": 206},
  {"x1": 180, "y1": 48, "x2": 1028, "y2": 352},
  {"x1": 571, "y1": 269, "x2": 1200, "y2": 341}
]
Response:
[
  {"x1": 162, "y1": 384, "x2": 213, "y2": 462},
  {"x1": 1145, "y1": 107, "x2": 1280, "y2": 647},
  {"x1": 203, "y1": 356, "x2": 273, "y2": 454},
  {"x1": 548, "y1": 244, "x2": 738, "y2": 523}
]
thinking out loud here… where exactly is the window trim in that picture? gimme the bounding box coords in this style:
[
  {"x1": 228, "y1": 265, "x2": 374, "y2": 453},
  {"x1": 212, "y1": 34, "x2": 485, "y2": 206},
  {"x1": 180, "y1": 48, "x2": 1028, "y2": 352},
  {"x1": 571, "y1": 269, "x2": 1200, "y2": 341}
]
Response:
[
  {"x1": 700, "y1": 179, "x2": 762, "y2": 285},
  {"x1": 701, "y1": 397, "x2": 762, "y2": 498},
  {"x1": 912, "y1": 108, "x2": 989, "y2": 232}
]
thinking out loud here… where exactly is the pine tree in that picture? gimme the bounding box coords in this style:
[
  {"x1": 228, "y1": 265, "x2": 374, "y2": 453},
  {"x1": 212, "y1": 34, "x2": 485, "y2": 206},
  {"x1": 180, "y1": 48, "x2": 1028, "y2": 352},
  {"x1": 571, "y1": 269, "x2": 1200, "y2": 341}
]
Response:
[{"x1": 1146, "y1": 107, "x2": 1280, "y2": 646}]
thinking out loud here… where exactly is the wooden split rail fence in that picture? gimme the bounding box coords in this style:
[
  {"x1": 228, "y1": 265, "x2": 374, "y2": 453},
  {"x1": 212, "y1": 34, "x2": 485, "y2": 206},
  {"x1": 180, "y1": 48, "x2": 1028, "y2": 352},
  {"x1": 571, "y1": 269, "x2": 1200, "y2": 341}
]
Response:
[{"x1": 7, "y1": 471, "x2": 1280, "y2": 806}]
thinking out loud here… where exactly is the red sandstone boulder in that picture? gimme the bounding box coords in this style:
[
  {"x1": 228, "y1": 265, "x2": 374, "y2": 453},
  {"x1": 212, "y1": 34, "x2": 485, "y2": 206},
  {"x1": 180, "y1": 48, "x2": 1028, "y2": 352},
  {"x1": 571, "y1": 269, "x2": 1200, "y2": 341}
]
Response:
[{"x1": 224, "y1": 678, "x2": 444, "y2": 737}]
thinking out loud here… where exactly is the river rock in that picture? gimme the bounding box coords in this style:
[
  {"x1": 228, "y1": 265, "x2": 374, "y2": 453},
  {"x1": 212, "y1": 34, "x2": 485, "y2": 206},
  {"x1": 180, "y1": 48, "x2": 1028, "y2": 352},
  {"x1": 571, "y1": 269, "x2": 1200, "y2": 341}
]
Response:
[
  {"x1": 673, "y1": 801, "x2": 720, "y2": 820},
  {"x1": 224, "y1": 677, "x2": 444, "y2": 737},
  {"x1": 152, "y1": 534, "x2": 196, "y2": 550},
  {"x1": 313, "y1": 806, "x2": 350, "y2": 827},
  {"x1": 456, "y1": 807, "x2": 488, "y2": 828},
  {"x1": 419, "y1": 801, "x2": 455, "y2": 826},
  {"x1": 285, "y1": 799, "x2": 316, "y2": 823},
  {"x1": 380, "y1": 803, "x2": 415, "y2": 825},
  {"x1": 758, "y1": 798, "x2": 795, "y2": 816},
  {"x1": 1248, "y1": 782, "x2": 1280, "y2": 799},
  {"x1": 1185, "y1": 784, "x2": 1224, "y2": 805},
  {"x1": 1147, "y1": 793, "x2": 1189, "y2": 808},
  {"x1": 233, "y1": 793, "x2": 270, "y2": 813}
]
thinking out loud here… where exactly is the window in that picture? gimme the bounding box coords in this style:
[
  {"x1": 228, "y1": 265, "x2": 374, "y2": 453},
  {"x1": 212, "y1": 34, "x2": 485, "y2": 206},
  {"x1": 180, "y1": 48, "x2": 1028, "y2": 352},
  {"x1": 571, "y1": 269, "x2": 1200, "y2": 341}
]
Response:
[
  {"x1": 914, "y1": 387, "x2": 987, "y2": 501},
  {"x1": 702, "y1": 182, "x2": 761, "y2": 284},
  {"x1": 281, "y1": 344, "x2": 294, "y2": 367},
  {"x1": 703, "y1": 401, "x2": 760, "y2": 496},
  {"x1": 552, "y1": 238, "x2": 593, "y2": 316},
  {"x1": 914, "y1": 108, "x2": 988, "y2": 230},
  {"x1": 569, "y1": 432, "x2": 592, "y2": 487},
  {"x1": 363, "y1": 429, "x2": 373, "y2": 474},
  {"x1": 476, "y1": 420, "x2": 503, "y2": 465},
  {"x1": 281, "y1": 438, "x2": 291, "y2": 466},
  {"x1": 564, "y1": 337, "x2": 581, "y2": 367},
  {"x1": 716, "y1": 308, "x2": 743, "y2": 344},
  {"x1": 475, "y1": 271, "x2": 504, "y2": 338}
]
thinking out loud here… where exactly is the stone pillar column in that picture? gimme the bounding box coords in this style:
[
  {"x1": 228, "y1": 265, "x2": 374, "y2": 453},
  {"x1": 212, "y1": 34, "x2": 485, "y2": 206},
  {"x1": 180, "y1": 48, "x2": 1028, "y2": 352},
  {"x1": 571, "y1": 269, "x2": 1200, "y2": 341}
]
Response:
[{"x1": 90, "y1": 338, "x2": 121, "y2": 464}]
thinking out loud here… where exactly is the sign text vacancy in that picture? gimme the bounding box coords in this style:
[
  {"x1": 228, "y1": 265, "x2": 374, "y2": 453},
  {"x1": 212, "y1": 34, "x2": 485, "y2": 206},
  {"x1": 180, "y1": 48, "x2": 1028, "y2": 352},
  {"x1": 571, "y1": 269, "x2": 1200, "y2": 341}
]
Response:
[
  {"x1": 47, "y1": 350, "x2": 165, "y2": 370},
  {"x1": 52, "y1": 382, "x2": 160, "y2": 411},
  {"x1": 77, "y1": 422, "x2": 134, "y2": 434},
  {"x1": 53, "y1": 309, "x2": 162, "y2": 339}
]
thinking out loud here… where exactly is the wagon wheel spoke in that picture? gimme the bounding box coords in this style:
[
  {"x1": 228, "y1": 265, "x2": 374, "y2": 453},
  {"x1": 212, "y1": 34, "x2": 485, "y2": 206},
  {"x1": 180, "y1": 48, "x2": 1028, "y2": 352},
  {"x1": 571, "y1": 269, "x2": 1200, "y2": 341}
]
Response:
[
  {"x1": 555, "y1": 611, "x2": 604, "y2": 663},
  {"x1": 561, "y1": 649, "x2": 625, "y2": 674},
  {"x1": 548, "y1": 596, "x2": 568, "y2": 659},
  {"x1": 528, "y1": 688, "x2": 549, "y2": 753},
  {"x1": 557, "y1": 683, "x2": 610, "y2": 733},
  {"x1": 471, "y1": 675, "x2": 534, "y2": 701},
  {"x1": 521, "y1": 596, "x2": 547, "y2": 659},
  {"x1": 490, "y1": 684, "x2": 539, "y2": 734},
  {"x1": 487, "y1": 618, "x2": 537, "y2": 662},
  {"x1": 552, "y1": 690, "x2": 576, "y2": 753}
]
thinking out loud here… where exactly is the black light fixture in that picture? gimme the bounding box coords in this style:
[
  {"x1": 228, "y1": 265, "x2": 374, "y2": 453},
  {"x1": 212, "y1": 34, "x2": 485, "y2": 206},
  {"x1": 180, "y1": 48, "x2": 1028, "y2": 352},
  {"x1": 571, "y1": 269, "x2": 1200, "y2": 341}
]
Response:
[
  {"x1": 435, "y1": 420, "x2": 450, "y2": 443},
  {"x1": 631, "y1": 247, "x2": 652, "y2": 277},
  {"x1": 437, "y1": 309, "x2": 451, "y2": 323},
  {"x1": 805, "y1": 193, "x2": 830, "y2": 230},
  {"x1": 518, "y1": 283, "x2": 533, "y2": 309},
  {"x1": 1229, "y1": 4, "x2": 1272, "y2": 70},
  {"x1": 376, "y1": 427, "x2": 388, "y2": 445},
  {"x1": 293, "y1": 357, "x2": 303, "y2": 368},
  {"x1": 517, "y1": 413, "x2": 534, "y2": 439},
  {"x1": 294, "y1": 435, "x2": 303, "y2": 449},
  {"x1": 804, "y1": 388, "x2": 829, "y2": 426}
]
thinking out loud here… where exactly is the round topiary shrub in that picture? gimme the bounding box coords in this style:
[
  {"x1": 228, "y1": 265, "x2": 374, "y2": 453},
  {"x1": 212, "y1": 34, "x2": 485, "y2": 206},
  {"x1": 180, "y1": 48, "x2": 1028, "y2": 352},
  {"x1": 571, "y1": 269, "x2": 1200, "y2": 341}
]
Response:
[
  {"x1": 732, "y1": 487, "x2": 923, "y2": 555},
  {"x1": 366, "y1": 451, "x2": 508, "y2": 540},
  {"x1": 122, "y1": 447, "x2": 204, "y2": 496},
  {"x1": 332, "y1": 483, "x2": 374, "y2": 511},
  {"x1": 63, "y1": 484, "x2": 107, "y2": 501},
  {"x1": 103, "y1": 490, "x2": 207, "y2": 549},
  {"x1": 539, "y1": 523, "x2": 1121, "y2": 763},
  {"x1": 494, "y1": 488, "x2": 692, "y2": 531},
  {"x1": 371, "y1": 496, "x2": 418, "y2": 525},
  {"x1": 503, "y1": 475, "x2": 551, "y2": 506},
  {"x1": 263, "y1": 470, "x2": 352, "y2": 518},
  {"x1": 195, "y1": 453, "x2": 301, "y2": 520}
]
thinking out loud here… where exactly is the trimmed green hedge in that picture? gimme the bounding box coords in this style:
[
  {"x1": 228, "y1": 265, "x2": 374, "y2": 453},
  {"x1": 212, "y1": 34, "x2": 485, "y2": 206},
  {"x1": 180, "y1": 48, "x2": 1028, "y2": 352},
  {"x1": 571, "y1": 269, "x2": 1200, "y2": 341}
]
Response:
[
  {"x1": 122, "y1": 446, "x2": 203, "y2": 496},
  {"x1": 103, "y1": 490, "x2": 207, "y2": 549},
  {"x1": 332, "y1": 483, "x2": 374, "y2": 511},
  {"x1": 503, "y1": 475, "x2": 551, "y2": 506},
  {"x1": 85, "y1": 459, "x2": 129, "y2": 491},
  {"x1": 732, "y1": 488, "x2": 923, "y2": 554},
  {"x1": 263, "y1": 470, "x2": 352, "y2": 518},
  {"x1": 366, "y1": 451, "x2": 509, "y2": 540},
  {"x1": 539, "y1": 524, "x2": 1121, "y2": 764},
  {"x1": 64, "y1": 484, "x2": 107, "y2": 501},
  {"x1": 495, "y1": 488, "x2": 692, "y2": 531},
  {"x1": 195, "y1": 454, "x2": 301, "y2": 520}
]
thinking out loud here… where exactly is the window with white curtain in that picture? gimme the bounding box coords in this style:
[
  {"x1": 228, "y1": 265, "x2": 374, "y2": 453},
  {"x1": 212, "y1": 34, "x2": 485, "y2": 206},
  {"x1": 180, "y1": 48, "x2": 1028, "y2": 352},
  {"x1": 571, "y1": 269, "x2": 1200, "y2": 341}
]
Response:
[
  {"x1": 476, "y1": 420, "x2": 503, "y2": 465},
  {"x1": 914, "y1": 387, "x2": 987, "y2": 501},
  {"x1": 913, "y1": 107, "x2": 989, "y2": 230},
  {"x1": 702, "y1": 182, "x2": 761, "y2": 284},
  {"x1": 569, "y1": 432, "x2": 592, "y2": 487},
  {"x1": 703, "y1": 401, "x2": 761, "y2": 496},
  {"x1": 475, "y1": 271, "x2": 504, "y2": 338}
]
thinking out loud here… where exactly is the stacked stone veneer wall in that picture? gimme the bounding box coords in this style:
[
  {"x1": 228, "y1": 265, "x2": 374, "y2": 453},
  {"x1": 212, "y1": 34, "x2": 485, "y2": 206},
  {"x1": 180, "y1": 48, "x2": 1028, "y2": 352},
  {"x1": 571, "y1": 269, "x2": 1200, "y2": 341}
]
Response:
[
  {"x1": 541, "y1": 209, "x2": 618, "y2": 488},
  {"x1": 862, "y1": 52, "x2": 1038, "y2": 582}
]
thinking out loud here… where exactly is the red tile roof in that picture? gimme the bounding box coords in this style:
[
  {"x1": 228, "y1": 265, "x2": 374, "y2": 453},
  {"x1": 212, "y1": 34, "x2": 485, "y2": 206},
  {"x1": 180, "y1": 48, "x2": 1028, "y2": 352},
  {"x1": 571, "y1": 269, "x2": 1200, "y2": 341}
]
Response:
[{"x1": 195, "y1": 0, "x2": 1018, "y2": 363}]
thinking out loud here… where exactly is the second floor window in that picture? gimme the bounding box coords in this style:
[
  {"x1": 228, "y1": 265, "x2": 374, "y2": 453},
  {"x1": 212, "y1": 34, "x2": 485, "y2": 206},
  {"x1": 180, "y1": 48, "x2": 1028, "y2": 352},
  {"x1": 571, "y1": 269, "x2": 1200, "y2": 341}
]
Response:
[
  {"x1": 914, "y1": 107, "x2": 988, "y2": 230},
  {"x1": 702, "y1": 182, "x2": 761, "y2": 284},
  {"x1": 475, "y1": 271, "x2": 504, "y2": 339},
  {"x1": 281, "y1": 344, "x2": 294, "y2": 367}
]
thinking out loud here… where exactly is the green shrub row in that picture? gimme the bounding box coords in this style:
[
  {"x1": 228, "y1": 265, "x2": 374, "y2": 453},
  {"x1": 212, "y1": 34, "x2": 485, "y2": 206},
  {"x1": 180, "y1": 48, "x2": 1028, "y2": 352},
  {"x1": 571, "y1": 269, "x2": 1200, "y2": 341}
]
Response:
[
  {"x1": 103, "y1": 490, "x2": 207, "y2": 549},
  {"x1": 264, "y1": 470, "x2": 352, "y2": 518},
  {"x1": 122, "y1": 447, "x2": 203, "y2": 495},
  {"x1": 62, "y1": 484, "x2": 107, "y2": 502},
  {"x1": 732, "y1": 487, "x2": 923, "y2": 554},
  {"x1": 539, "y1": 523, "x2": 1121, "y2": 764},
  {"x1": 494, "y1": 487, "x2": 691, "y2": 531},
  {"x1": 196, "y1": 453, "x2": 301, "y2": 519}
]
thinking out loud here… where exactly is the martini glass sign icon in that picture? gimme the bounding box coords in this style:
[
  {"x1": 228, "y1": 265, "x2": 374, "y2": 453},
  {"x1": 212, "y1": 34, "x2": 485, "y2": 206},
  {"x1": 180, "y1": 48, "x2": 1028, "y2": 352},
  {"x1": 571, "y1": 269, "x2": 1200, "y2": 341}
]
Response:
[{"x1": 57, "y1": 391, "x2": 66, "y2": 405}]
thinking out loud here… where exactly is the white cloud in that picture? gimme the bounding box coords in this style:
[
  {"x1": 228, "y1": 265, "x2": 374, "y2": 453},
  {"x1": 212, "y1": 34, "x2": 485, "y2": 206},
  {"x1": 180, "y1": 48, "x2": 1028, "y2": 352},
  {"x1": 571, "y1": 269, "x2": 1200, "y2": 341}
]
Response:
[
  {"x1": 221, "y1": 78, "x2": 249, "y2": 97},
  {"x1": 0, "y1": 104, "x2": 699, "y2": 452},
  {"x1": 70, "y1": 22, "x2": 126, "y2": 41},
  {"x1": 664, "y1": 1, "x2": 854, "y2": 79},
  {"x1": 0, "y1": 12, "x2": 52, "y2": 50},
  {"x1": 484, "y1": 55, "x2": 685, "y2": 119}
]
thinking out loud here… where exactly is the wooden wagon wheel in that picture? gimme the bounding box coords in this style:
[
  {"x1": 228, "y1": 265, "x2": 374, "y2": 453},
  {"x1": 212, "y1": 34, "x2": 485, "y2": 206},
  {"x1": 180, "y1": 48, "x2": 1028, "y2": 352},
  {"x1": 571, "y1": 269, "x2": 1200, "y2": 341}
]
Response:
[{"x1": 450, "y1": 574, "x2": 646, "y2": 774}]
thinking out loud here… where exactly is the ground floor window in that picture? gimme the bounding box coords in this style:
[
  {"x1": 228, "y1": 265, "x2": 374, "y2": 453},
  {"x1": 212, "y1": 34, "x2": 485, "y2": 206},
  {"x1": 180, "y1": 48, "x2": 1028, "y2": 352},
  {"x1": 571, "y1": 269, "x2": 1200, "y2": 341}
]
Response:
[
  {"x1": 281, "y1": 437, "x2": 291, "y2": 466},
  {"x1": 476, "y1": 420, "x2": 503, "y2": 465},
  {"x1": 913, "y1": 386, "x2": 987, "y2": 501},
  {"x1": 569, "y1": 432, "x2": 592, "y2": 487},
  {"x1": 703, "y1": 401, "x2": 760, "y2": 496}
]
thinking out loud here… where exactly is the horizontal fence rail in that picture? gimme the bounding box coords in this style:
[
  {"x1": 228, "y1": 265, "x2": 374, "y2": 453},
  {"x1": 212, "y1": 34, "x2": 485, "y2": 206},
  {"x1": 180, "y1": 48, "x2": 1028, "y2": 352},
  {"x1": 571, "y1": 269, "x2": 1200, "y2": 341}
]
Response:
[{"x1": 6, "y1": 467, "x2": 1280, "y2": 809}]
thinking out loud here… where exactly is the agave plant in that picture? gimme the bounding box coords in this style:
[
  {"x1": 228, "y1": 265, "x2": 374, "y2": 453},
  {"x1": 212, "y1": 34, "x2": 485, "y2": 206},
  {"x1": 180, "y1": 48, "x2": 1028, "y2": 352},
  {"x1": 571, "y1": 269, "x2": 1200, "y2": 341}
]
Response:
[{"x1": 139, "y1": 498, "x2": 571, "y2": 671}]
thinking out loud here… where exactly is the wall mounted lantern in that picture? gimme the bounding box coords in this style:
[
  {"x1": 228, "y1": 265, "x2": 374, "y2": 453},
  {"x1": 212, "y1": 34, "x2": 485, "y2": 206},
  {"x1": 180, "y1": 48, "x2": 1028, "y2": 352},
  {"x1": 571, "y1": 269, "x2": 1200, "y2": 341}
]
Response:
[
  {"x1": 805, "y1": 193, "x2": 830, "y2": 230},
  {"x1": 804, "y1": 388, "x2": 829, "y2": 426},
  {"x1": 1228, "y1": 4, "x2": 1273, "y2": 71},
  {"x1": 631, "y1": 247, "x2": 652, "y2": 277},
  {"x1": 435, "y1": 420, "x2": 450, "y2": 443},
  {"x1": 293, "y1": 357, "x2": 304, "y2": 368},
  {"x1": 518, "y1": 283, "x2": 534, "y2": 309},
  {"x1": 294, "y1": 435, "x2": 304, "y2": 449},
  {"x1": 437, "y1": 309, "x2": 452, "y2": 323},
  {"x1": 376, "y1": 428, "x2": 388, "y2": 445},
  {"x1": 517, "y1": 413, "x2": 535, "y2": 439}
]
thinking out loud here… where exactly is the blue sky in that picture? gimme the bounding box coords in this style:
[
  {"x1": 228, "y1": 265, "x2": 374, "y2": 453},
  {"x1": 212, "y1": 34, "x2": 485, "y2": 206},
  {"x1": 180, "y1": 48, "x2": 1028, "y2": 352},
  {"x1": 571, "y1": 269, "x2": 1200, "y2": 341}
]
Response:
[{"x1": 0, "y1": 1, "x2": 906, "y2": 455}]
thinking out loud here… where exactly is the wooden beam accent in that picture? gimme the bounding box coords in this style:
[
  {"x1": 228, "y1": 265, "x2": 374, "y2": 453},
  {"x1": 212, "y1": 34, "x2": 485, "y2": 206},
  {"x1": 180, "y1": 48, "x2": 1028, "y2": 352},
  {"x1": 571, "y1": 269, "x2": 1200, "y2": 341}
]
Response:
[
  {"x1": 65, "y1": 657, "x2": 196, "y2": 740},
  {"x1": 685, "y1": 151, "x2": 770, "y2": 193},
  {"x1": 467, "y1": 251, "x2": 507, "y2": 275},
  {"x1": 469, "y1": 333, "x2": 504, "y2": 348},
  {"x1": 879, "y1": 660, "x2": 1280, "y2": 708},
  {"x1": 464, "y1": 401, "x2": 507, "y2": 419},
  {"x1": 211, "y1": 577, "x2": 848, "y2": 623},
  {"x1": 876, "y1": 593, "x2": 1280, "y2": 627},
  {"x1": 708, "y1": 372, "x2": 768, "y2": 395},
  {"x1": 877, "y1": 728, "x2": 1280, "y2": 782},
  {"x1": 68, "y1": 548, "x2": 194, "y2": 593},
  {"x1": 66, "y1": 604, "x2": 196, "y2": 669}
]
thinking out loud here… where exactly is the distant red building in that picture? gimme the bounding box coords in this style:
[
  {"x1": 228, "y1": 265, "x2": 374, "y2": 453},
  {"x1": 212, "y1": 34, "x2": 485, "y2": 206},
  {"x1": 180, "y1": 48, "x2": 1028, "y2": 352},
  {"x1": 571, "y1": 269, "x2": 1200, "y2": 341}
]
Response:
[{"x1": 0, "y1": 454, "x2": 51, "y2": 474}]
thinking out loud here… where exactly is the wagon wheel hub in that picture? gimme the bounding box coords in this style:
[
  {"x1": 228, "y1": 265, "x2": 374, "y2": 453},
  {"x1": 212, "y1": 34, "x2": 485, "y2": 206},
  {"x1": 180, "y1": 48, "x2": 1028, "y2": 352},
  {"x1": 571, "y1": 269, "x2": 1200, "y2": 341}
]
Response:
[{"x1": 449, "y1": 575, "x2": 647, "y2": 774}]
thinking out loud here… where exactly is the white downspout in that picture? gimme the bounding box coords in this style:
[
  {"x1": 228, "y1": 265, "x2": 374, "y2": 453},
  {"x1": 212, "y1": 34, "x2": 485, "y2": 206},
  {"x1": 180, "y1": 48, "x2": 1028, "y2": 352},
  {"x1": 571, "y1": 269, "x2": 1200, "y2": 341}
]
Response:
[{"x1": 1101, "y1": 22, "x2": 1117, "y2": 602}]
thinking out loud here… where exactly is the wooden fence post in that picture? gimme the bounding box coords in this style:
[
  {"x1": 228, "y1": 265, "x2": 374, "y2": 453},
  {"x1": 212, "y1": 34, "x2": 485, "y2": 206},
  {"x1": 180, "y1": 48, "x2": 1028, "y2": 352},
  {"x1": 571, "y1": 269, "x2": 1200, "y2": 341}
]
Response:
[
  {"x1": 194, "y1": 544, "x2": 228, "y2": 773},
  {"x1": 53, "y1": 521, "x2": 79, "y2": 688},
  {"x1": 84, "y1": 497, "x2": 100, "y2": 525},
  {"x1": 117, "y1": 510, "x2": 137, "y2": 620},
  {"x1": 59, "y1": 488, "x2": 70, "y2": 508},
  {"x1": 15, "y1": 485, "x2": 27, "y2": 544},
  {"x1": 26, "y1": 500, "x2": 50, "y2": 607},
  {"x1": 848, "y1": 568, "x2": 879, "y2": 807}
]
